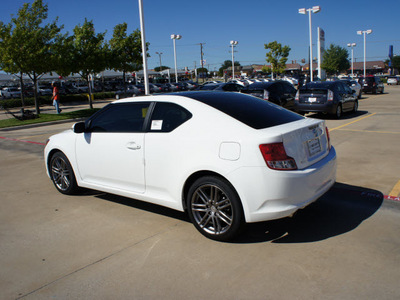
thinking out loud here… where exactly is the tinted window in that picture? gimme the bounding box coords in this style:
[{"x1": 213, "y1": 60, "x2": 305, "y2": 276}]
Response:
[
  {"x1": 88, "y1": 102, "x2": 150, "y2": 133},
  {"x1": 149, "y1": 102, "x2": 192, "y2": 132},
  {"x1": 178, "y1": 92, "x2": 303, "y2": 129}
]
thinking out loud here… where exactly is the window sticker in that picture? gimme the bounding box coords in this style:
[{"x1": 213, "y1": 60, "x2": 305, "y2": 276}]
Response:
[
  {"x1": 142, "y1": 107, "x2": 148, "y2": 118},
  {"x1": 151, "y1": 120, "x2": 163, "y2": 130}
]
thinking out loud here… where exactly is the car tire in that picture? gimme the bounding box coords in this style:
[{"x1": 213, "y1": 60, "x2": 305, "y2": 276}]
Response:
[
  {"x1": 380, "y1": 88, "x2": 384, "y2": 94},
  {"x1": 335, "y1": 104, "x2": 343, "y2": 119},
  {"x1": 187, "y1": 176, "x2": 244, "y2": 241},
  {"x1": 49, "y1": 152, "x2": 79, "y2": 195},
  {"x1": 353, "y1": 100, "x2": 358, "y2": 113}
]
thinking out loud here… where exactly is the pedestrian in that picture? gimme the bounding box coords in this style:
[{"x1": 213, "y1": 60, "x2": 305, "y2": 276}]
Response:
[{"x1": 51, "y1": 82, "x2": 61, "y2": 114}]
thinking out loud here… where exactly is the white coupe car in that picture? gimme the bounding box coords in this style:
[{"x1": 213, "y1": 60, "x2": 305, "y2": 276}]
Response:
[{"x1": 45, "y1": 92, "x2": 337, "y2": 241}]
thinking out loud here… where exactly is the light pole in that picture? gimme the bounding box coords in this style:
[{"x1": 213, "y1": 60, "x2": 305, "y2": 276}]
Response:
[
  {"x1": 138, "y1": 0, "x2": 149, "y2": 95},
  {"x1": 171, "y1": 34, "x2": 182, "y2": 83},
  {"x1": 155, "y1": 51, "x2": 163, "y2": 72},
  {"x1": 299, "y1": 6, "x2": 321, "y2": 82},
  {"x1": 347, "y1": 43, "x2": 356, "y2": 77},
  {"x1": 357, "y1": 29, "x2": 372, "y2": 78},
  {"x1": 230, "y1": 41, "x2": 238, "y2": 80}
]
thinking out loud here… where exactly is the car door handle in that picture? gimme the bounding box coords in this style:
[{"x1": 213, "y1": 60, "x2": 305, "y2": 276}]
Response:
[{"x1": 126, "y1": 142, "x2": 141, "y2": 150}]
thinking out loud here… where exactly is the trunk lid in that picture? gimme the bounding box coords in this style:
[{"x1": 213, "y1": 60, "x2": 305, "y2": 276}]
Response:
[
  {"x1": 299, "y1": 88, "x2": 328, "y2": 104},
  {"x1": 264, "y1": 118, "x2": 330, "y2": 170}
]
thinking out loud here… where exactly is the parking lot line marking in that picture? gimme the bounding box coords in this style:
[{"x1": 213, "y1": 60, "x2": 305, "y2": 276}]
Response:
[
  {"x1": 335, "y1": 129, "x2": 400, "y2": 135},
  {"x1": 330, "y1": 113, "x2": 376, "y2": 131},
  {"x1": 389, "y1": 180, "x2": 400, "y2": 197},
  {"x1": 0, "y1": 136, "x2": 45, "y2": 146}
]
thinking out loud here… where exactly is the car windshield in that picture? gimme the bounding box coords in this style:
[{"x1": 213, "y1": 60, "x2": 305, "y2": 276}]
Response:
[{"x1": 178, "y1": 92, "x2": 303, "y2": 129}]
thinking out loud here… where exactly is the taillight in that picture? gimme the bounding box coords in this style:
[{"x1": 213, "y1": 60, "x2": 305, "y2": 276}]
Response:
[
  {"x1": 259, "y1": 143, "x2": 297, "y2": 170},
  {"x1": 295, "y1": 90, "x2": 299, "y2": 102},
  {"x1": 263, "y1": 89, "x2": 269, "y2": 101},
  {"x1": 325, "y1": 127, "x2": 331, "y2": 150},
  {"x1": 327, "y1": 89, "x2": 334, "y2": 101}
]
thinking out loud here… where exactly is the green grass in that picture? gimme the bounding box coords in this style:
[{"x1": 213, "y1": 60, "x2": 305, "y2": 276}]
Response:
[{"x1": 0, "y1": 108, "x2": 100, "y2": 129}]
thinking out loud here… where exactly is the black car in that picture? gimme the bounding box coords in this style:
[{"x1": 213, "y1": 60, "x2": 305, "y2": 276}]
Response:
[
  {"x1": 241, "y1": 81, "x2": 297, "y2": 110},
  {"x1": 295, "y1": 81, "x2": 358, "y2": 118},
  {"x1": 358, "y1": 76, "x2": 384, "y2": 94}
]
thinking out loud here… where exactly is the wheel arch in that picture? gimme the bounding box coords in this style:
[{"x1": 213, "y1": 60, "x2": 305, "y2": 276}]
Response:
[{"x1": 181, "y1": 170, "x2": 241, "y2": 213}]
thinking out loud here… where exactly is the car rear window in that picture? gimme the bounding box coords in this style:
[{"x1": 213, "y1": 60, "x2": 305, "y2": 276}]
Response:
[{"x1": 179, "y1": 91, "x2": 303, "y2": 129}]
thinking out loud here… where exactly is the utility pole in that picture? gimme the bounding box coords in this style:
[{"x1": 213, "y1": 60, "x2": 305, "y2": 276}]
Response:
[{"x1": 198, "y1": 43, "x2": 206, "y2": 82}]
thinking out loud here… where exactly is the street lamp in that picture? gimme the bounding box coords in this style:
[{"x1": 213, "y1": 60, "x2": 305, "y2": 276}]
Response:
[
  {"x1": 347, "y1": 43, "x2": 356, "y2": 77},
  {"x1": 299, "y1": 5, "x2": 321, "y2": 82},
  {"x1": 155, "y1": 51, "x2": 163, "y2": 72},
  {"x1": 138, "y1": 0, "x2": 150, "y2": 95},
  {"x1": 171, "y1": 34, "x2": 182, "y2": 83},
  {"x1": 230, "y1": 40, "x2": 238, "y2": 80},
  {"x1": 357, "y1": 29, "x2": 372, "y2": 78}
]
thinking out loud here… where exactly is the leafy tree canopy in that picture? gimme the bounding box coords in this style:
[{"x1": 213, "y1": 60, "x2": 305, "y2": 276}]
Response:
[
  {"x1": 264, "y1": 41, "x2": 291, "y2": 75},
  {"x1": 321, "y1": 44, "x2": 350, "y2": 75},
  {"x1": 218, "y1": 60, "x2": 240, "y2": 77}
]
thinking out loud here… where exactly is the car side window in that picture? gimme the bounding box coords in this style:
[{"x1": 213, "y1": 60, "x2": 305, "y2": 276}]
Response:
[
  {"x1": 149, "y1": 102, "x2": 192, "y2": 132},
  {"x1": 88, "y1": 102, "x2": 150, "y2": 133}
]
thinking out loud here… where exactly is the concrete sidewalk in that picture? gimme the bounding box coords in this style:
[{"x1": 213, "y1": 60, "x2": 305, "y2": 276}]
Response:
[{"x1": 0, "y1": 99, "x2": 114, "y2": 121}]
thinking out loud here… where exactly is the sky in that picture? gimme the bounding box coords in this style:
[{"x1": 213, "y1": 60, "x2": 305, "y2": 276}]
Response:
[{"x1": 1, "y1": 0, "x2": 399, "y2": 72}]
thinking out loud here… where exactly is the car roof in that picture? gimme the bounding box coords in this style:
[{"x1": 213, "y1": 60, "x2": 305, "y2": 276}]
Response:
[{"x1": 113, "y1": 91, "x2": 304, "y2": 129}]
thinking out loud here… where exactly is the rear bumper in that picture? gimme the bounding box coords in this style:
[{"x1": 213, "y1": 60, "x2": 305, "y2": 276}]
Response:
[
  {"x1": 295, "y1": 102, "x2": 337, "y2": 114},
  {"x1": 228, "y1": 147, "x2": 337, "y2": 223}
]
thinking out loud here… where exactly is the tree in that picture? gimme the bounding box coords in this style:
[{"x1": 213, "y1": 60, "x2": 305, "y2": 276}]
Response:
[
  {"x1": 321, "y1": 44, "x2": 350, "y2": 76},
  {"x1": 392, "y1": 56, "x2": 400, "y2": 72},
  {"x1": 264, "y1": 41, "x2": 291, "y2": 78},
  {"x1": 109, "y1": 23, "x2": 146, "y2": 93},
  {"x1": 68, "y1": 19, "x2": 107, "y2": 109},
  {"x1": 218, "y1": 60, "x2": 240, "y2": 77},
  {"x1": 0, "y1": 0, "x2": 63, "y2": 114}
]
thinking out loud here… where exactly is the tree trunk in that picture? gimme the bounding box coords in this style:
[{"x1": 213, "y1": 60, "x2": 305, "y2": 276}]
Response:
[
  {"x1": 19, "y1": 72, "x2": 25, "y2": 108},
  {"x1": 87, "y1": 76, "x2": 93, "y2": 109},
  {"x1": 33, "y1": 73, "x2": 40, "y2": 115}
]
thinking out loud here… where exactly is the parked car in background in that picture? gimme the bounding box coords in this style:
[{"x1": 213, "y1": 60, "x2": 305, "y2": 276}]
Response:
[
  {"x1": 340, "y1": 79, "x2": 362, "y2": 99},
  {"x1": 358, "y1": 76, "x2": 384, "y2": 94},
  {"x1": 196, "y1": 82, "x2": 245, "y2": 92},
  {"x1": 387, "y1": 76, "x2": 399, "y2": 85},
  {"x1": 1, "y1": 87, "x2": 21, "y2": 99},
  {"x1": 149, "y1": 83, "x2": 163, "y2": 93},
  {"x1": 282, "y1": 76, "x2": 299, "y2": 86},
  {"x1": 38, "y1": 85, "x2": 52, "y2": 96},
  {"x1": 295, "y1": 81, "x2": 358, "y2": 118},
  {"x1": 241, "y1": 81, "x2": 297, "y2": 110},
  {"x1": 115, "y1": 85, "x2": 140, "y2": 99},
  {"x1": 45, "y1": 92, "x2": 336, "y2": 241}
]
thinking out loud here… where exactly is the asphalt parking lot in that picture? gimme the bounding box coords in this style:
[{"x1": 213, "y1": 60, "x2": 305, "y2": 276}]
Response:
[{"x1": 0, "y1": 86, "x2": 399, "y2": 299}]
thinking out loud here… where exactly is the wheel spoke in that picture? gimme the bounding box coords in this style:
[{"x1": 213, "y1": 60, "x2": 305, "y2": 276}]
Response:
[{"x1": 199, "y1": 211, "x2": 212, "y2": 228}]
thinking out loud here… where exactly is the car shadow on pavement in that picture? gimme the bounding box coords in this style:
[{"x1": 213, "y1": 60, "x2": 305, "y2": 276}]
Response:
[
  {"x1": 307, "y1": 110, "x2": 368, "y2": 120},
  {"x1": 94, "y1": 193, "x2": 189, "y2": 222},
  {"x1": 233, "y1": 182, "x2": 383, "y2": 244}
]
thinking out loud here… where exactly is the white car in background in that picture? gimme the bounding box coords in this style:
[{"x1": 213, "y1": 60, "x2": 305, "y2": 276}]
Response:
[
  {"x1": 45, "y1": 92, "x2": 336, "y2": 241},
  {"x1": 282, "y1": 76, "x2": 299, "y2": 86},
  {"x1": 387, "y1": 76, "x2": 399, "y2": 85},
  {"x1": 1, "y1": 87, "x2": 21, "y2": 99},
  {"x1": 341, "y1": 79, "x2": 362, "y2": 99}
]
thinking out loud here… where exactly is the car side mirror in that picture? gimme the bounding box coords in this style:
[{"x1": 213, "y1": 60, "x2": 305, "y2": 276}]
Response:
[{"x1": 73, "y1": 122, "x2": 87, "y2": 133}]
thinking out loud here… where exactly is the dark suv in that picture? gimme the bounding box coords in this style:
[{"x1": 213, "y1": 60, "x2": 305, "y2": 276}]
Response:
[{"x1": 358, "y1": 76, "x2": 384, "y2": 94}]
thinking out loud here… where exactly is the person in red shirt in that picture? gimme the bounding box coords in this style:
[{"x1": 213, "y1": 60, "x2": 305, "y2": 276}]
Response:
[{"x1": 51, "y1": 82, "x2": 61, "y2": 113}]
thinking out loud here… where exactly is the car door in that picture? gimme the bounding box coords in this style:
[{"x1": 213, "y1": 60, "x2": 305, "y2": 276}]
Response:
[
  {"x1": 339, "y1": 82, "x2": 355, "y2": 111},
  {"x1": 75, "y1": 102, "x2": 151, "y2": 193}
]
